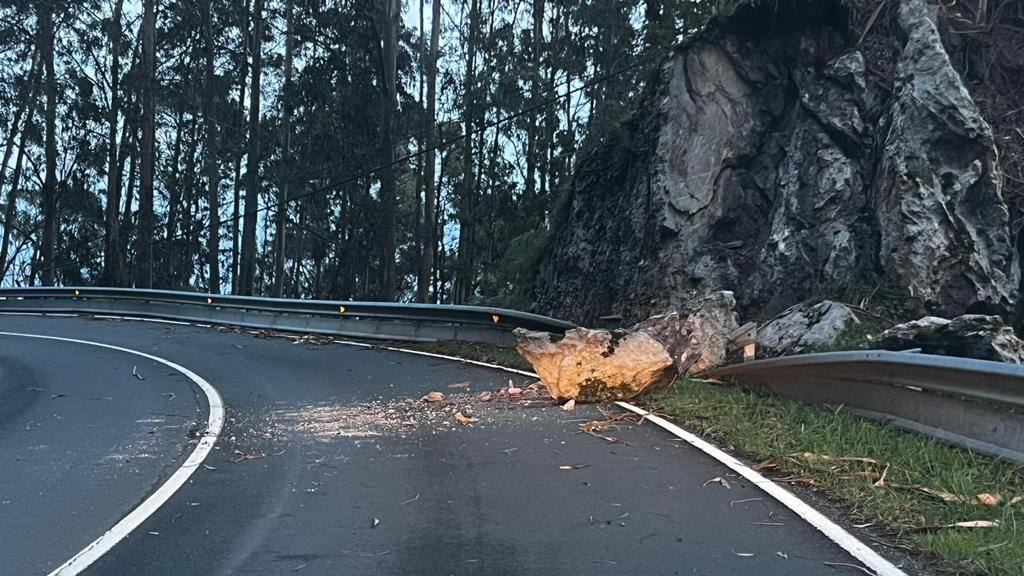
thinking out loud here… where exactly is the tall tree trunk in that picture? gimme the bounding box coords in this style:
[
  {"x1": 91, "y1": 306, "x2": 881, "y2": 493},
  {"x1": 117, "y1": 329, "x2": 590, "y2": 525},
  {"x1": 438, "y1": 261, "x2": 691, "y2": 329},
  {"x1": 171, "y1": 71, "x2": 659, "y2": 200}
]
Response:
[
  {"x1": 376, "y1": 0, "x2": 400, "y2": 301},
  {"x1": 524, "y1": 0, "x2": 544, "y2": 205},
  {"x1": 290, "y1": 203, "x2": 305, "y2": 298},
  {"x1": 103, "y1": 0, "x2": 125, "y2": 286},
  {"x1": 202, "y1": 0, "x2": 221, "y2": 293},
  {"x1": 39, "y1": 1, "x2": 57, "y2": 286},
  {"x1": 455, "y1": 0, "x2": 480, "y2": 304},
  {"x1": 163, "y1": 111, "x2": 185, "y2": 284},
  {"x1": 238, "y1": 0, "x2": 264, "y2": 295},
  {"x1": 136, "y1": 0, "x2": 157, "y2": 288},
  {"x1": 0, "y1": 51, "x2": 40, "y2": 214},
  {"x1": 0, "y1": 51, "x2": 41, "y2": 279},
  {"x1": 271, "y1": 0, "x2": 295, "y2": 298},
  {"x1": 179, "y1": 117, "x2": 199, "y2": 286},
  {"x1": 231, "y1": 0, "x2": 251, "y2": 294},
  {"x1": 0, "y1": 108, "x2": 35, "y2": 280},
  {"x1": 416, "y1": 0, "x2": 441, "y2": 303}
]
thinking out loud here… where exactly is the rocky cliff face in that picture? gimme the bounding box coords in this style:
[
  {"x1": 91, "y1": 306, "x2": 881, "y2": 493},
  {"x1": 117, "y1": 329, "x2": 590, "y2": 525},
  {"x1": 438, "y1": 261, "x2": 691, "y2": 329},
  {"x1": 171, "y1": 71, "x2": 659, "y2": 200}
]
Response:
[{"x1": 535, "y1": 0, "x2": 1017, "y2": 324}]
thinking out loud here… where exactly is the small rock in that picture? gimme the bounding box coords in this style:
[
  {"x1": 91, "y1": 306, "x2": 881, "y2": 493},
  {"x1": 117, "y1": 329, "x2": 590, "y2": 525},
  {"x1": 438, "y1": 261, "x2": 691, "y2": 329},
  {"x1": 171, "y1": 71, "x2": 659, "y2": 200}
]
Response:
[
  {"x1": 757, "y1": 301, "x2": 861, "y2": 355},
  {"x1": 421, "y1": 391, "x2": 445, "y2": 403},
  {"x1": 881, "y1": 314, "x2": 1024, "y2": 363}
]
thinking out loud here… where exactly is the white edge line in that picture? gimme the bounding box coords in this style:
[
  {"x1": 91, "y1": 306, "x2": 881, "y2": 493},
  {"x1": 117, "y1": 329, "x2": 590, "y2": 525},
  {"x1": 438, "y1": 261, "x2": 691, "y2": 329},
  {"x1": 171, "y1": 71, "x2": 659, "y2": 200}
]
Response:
[
  {"x1": 4, "y1": 311, "x2": 905, "y2": 575},
  {"x1": 614, "y1": 401, "x2": 907, "y2": 576},
  {"x1": 0, "y1": 331, "x2": 224, "y2": 576}
]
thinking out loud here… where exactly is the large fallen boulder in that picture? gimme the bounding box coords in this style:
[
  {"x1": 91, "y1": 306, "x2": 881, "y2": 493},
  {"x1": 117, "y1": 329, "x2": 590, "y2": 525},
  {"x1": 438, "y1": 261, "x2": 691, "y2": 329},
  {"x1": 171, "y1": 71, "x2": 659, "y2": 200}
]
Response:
[
  {"x1": 513, "y1": 328, "x2": 676, "y2": 401},
  {"x1": 515, "y1": 291, "x2": 738, "y2": 401},
  {"x1": 757, "y1": 301, "x2": 862, "y2": 355},
  {"x1": 880, "y1": 315, "x2": 1024, "y2": 363}
]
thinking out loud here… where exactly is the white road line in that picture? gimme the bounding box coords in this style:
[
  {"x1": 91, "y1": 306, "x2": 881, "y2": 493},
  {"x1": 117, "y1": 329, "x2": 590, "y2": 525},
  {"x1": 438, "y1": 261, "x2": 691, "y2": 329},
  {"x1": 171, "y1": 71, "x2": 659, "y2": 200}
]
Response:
[
  {"x1": 0, "y1": 331, "x2": 225, "y2": 576},
  {"x1": 3, "y1": 312, "x2": 906, "y2": 574}
]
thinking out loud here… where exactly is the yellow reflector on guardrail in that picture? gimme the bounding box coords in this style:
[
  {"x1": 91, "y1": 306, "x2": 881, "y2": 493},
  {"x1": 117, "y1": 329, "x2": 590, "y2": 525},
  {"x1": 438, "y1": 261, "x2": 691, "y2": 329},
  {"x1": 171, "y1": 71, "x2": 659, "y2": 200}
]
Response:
[
  {"x1": 74, "y1": 289, "x2": 80, "y2": 296},
  {"x1": 206, "y1": 297, "x2": 213, "y2": 305},
  {"x1": 339, "y1": 306, "x2": 346, "y2": 314},
  {"x1": 491, "y1": 314, "x2": 500, "y2": 324}
]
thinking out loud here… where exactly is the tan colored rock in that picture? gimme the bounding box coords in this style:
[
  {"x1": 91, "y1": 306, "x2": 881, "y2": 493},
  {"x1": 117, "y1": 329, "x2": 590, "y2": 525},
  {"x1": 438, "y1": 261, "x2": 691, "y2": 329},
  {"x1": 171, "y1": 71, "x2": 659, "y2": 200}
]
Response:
[{"x1": 514, "y1": 328, "x2": 676, "y2": 402}]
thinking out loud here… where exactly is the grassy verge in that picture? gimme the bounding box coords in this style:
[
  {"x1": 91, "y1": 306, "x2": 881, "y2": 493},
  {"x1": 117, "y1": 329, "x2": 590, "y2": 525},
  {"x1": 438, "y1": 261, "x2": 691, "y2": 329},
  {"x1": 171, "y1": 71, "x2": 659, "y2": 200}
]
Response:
[
  {"x1": 645, "y1": 378, "x2": 1024, "y2": 576},
  {"x1": 398, "y1": 340, "x2": 535, "y2": 372}
]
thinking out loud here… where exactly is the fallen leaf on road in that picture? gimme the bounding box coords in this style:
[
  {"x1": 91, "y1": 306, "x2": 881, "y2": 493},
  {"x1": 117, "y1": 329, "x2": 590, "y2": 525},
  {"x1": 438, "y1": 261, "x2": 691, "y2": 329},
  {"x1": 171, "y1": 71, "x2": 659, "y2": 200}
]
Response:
[
  {"x1": 454, "y1": 411, "x2": 478, "y2": 425},
  {"x1": 775, "y1": 551, "x2": 788, "y2": 560},
  {"x1": 823, "y1": 561, "x2": 876, "y2": 575},
  {"x1": 976, "y1": 493, "x2": 1001, "y2": 506},
  {"x1": 232, "y1": 449, "x2": 266, "y2": 463},
  {"x1": 912, "y1": 519, "x2": 1002, "y2": 531},
  {"x1": 950, "y1": 520, "x2": 1000, "y2": 528},
  {"x1": 790, "y1": 451, "x2": 878, "y2": 465},
  {"x1": 917, "y1": 487, "x2": 1006, "y2": 506},
  {"x1": 579, "y1": 420, "x2": 616, "y2": 433},
  {"x1": 916, "y1": 486, "x2": 964, "y2": 502},
  {"x1": 559, "y1": 463, "x2": 590, "y2": 470},
  {"x1": 872, "y1": 464, "x2": 889, "y2": 488},
  {"x1": 447, "y1": 381, "x2": 471, "y2": 389},
  {"x1": 507, "y1": 386, "x2": 523, "y2": 396},
  {"x1": 421, "y1": 391, "x2": 445, "y2": 402},
  {"x1": 703, "y1": 476, "x2": 732, "y2": 489},
  {"x1": 477, "y1": 391, "x2": 493, "y2": 402},
  {"x1": 132, "y1": 366, "x2": 145, "y2": 380},
  {"x1": 372, "y1": 518, "x2": 381, "y2": 529},
  {"x1": 562, "y1": 399, "x2": 576, "y2": 411},
  {"x1": 732, "y1": 551, "x2": 754, "y2": 557}
]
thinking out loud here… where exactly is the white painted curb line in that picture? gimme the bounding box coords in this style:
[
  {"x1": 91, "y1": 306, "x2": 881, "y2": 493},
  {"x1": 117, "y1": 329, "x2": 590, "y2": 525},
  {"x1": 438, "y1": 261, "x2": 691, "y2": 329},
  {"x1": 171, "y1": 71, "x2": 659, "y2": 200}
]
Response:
[{"x1": 0, "y1": 331, "x2": 225, "y2": 576}]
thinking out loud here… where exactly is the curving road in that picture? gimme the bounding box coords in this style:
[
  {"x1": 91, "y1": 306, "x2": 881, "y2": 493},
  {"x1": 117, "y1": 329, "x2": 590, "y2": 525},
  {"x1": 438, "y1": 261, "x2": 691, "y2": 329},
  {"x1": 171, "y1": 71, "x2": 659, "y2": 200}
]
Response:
[{"x1": 0, "y1": 314, "x2": 910, "y2": 575}]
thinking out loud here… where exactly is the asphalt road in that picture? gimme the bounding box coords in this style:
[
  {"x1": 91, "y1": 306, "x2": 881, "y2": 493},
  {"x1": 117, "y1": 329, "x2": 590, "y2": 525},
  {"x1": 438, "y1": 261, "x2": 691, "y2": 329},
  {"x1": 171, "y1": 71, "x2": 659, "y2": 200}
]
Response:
[{"x1": 0, "y1": 314, "x2": 892, "y2": 575}]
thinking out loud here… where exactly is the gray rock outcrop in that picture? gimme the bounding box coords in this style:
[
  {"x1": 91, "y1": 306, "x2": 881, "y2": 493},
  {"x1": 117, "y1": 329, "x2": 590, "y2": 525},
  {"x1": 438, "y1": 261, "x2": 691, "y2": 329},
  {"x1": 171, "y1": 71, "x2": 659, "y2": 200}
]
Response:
[
  {"x1": 534, "y1": 0, "x2": 1016, "y2": 325},
  {"x1": 757, "y1": 301, "x2": 861, "y2": 355},
  {"x1": 880, "y1": 314, "x2": 1024, "y2": 363}
]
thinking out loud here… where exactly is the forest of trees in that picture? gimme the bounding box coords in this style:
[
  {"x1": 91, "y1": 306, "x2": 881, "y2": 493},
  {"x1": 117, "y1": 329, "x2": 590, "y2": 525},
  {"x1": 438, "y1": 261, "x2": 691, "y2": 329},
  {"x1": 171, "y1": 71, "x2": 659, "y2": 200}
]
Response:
[{"x1": 0, "y1": 0, "x2": 707, "y2": 306}]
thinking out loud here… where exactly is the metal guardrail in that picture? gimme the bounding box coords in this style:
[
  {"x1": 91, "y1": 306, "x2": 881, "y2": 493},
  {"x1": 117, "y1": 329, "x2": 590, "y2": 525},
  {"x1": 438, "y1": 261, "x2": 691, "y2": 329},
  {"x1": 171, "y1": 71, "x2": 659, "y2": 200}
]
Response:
[
  {"x1": 4, "y1": 287, "x2": 1022, "y2": 462},
  {"x1": 0, "y1": 286, "x2": 575, "y2": 346},
  {"x1": 705, "y1": 350, "x2": 1024, "y2": 464}
]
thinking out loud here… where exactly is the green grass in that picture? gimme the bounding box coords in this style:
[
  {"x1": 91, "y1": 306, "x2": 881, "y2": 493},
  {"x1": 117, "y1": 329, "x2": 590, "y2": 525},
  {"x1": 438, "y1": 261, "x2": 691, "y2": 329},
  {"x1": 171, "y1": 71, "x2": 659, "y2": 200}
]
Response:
[
  {"x1": 646, "y1": 378, "x2": 1024, "y2": 575},
  {"x1": 399, "y1": 340, "x2": 535, "y2": 372}
]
